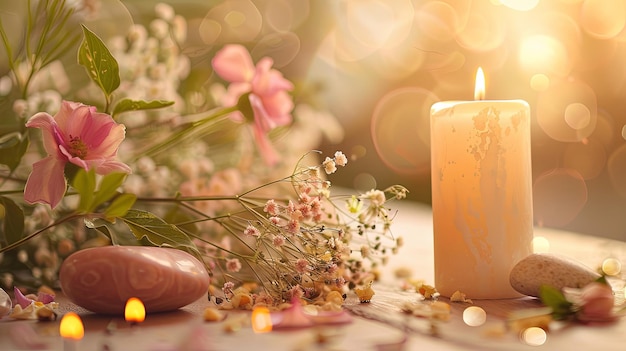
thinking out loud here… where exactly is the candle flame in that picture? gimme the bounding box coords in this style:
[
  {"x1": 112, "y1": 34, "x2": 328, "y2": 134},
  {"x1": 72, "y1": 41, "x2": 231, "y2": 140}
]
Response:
[
  {"x1": 59, "y1": 312, "x2": 84, "y2": 340},
  {"x1": 124, "y1": 297, "x2": 146, "y2": 323},
  {"x1": 474, "y1": 67, "x2": 485, "y2": 101},
  {"x1": 251, "y1": 307, "x2": 272, "y2": 333}
]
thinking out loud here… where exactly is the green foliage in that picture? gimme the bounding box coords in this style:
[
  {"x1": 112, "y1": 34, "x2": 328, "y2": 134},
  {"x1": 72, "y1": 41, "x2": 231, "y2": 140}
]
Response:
[
  {"x1": 539, "y1": 285, "x2": 574, "y2": 320},
  {"x1": 71, "y1": 169, "x2": 134, "y2": 216},
  {"x1": 0, "y1": 0, "x2": 81, "y2": 97},
  {"x1": 112, "y1": 99, "x2": 175, "y2": 118},
  {"x1": 72, "y1": 168, "x2": 96, "y2": 212},
  {"x1": 78, "y1": 25, "x2": 120, "y2": 105},
  {"x1": 104, "y1": 193, "x2": 137, "y2": 221},
  {"x1": 0, "y1": 132, "x2": 29, "y2": 172},
  {"x1": 121, "y1": 209, "x2": 202, "y2": 262},
  {"x1": 0, "y1": 196, "x2": 24, "y2": 247}
]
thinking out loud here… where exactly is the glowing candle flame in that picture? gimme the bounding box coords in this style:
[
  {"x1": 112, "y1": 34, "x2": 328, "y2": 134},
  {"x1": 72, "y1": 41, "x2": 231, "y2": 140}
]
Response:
[
  {"x1": 251, "y1": 307, "x2": 272, "y2": 333},
  {"x1": 124, "y1": 297, "x2": 145, "y2": 324},
  {"x1": 59, "y1": 312, "x2": 84, "y2": 340},
  {"x1": 474, "y1": 67, "x2": 485, "y2": 101}
]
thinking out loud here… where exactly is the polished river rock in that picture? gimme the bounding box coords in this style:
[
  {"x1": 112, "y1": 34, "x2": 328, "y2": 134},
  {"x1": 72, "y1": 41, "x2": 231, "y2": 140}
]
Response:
[{"x1": 59, "y1": 246, "x2": 209, "y2": 314}]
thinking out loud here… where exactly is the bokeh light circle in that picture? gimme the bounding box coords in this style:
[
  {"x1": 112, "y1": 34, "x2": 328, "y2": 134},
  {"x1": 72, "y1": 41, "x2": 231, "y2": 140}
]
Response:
[
  {"x1": 601, "y1": 258, "x2": 622, "y2": 276},
  {"x1": 500, "y1": 0, "x2": 540, "y2": 11},
  {"x1": 536, "y1": 79, "x2": 597, "y2": 142},
  {"x1": 371, "y1": 88, "x2": 438, "y2": 175},
  {"x1": 345, "y1": 0, "x2": 396, "y2": 49},
  {"x1": 456, "y1": 10, "x2": 506, "y2": 52},
  {"x1": 463, "y1": 306, "x2": 487, "y2": 327},
  {"x1": 416, "y1": 1, "x2": 460, "y2": 42},
  {"x1": 533, "y1": 168, "x2": 588, "y2": 227},
  {"x1": 607, "y1": 144, "x2": 626, "y2": 198},
  {"x1": 564, "y1": 103, "x2": 591, "y2": 130},
  {"x1": 201, "y1": 0, "x2": 262, "y2": 43},
  {"x1": 353, "y1": 173, "x2": 377, "y2": 193},
  {"x1": 581, "y1": 0, "x2": 626, "y2": 39},
  {"x1": 519, "y1": 35, "x2": 571, "y2": 77},
  {"x1": 562, "y1": 138, "x2": 606, "y2": 180},
  {"x1": 251, "y1": 32, "x2": 301, "y2": 68},
  {"x1": 263, "y1": 0, "x2": 310, "y2": 32},
  {"x1": 521, "y1": 327, "x2": 547, "y2": 346},
  {"x1": 530, "y1": 74, "x2": 550, "y2": 92},
  {"x1": 532, "y1": 236, "x2": 551, "y2": 253}
]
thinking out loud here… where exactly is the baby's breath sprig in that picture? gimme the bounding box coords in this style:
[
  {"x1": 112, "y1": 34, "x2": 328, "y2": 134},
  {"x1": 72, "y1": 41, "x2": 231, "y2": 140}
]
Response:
[{"x1": 149, "y1": 150, "x2": 407, "y2": 306}]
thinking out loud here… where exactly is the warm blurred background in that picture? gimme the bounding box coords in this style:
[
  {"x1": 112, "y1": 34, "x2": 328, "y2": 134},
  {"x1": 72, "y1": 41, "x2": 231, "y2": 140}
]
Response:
[{"x1": 8, "y1": 0, "x2": 626, "y2": 241}]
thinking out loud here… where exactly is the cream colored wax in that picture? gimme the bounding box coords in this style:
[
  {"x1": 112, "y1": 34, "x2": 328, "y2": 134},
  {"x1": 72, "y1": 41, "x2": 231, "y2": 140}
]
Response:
[{"x1": 430, "y1": 98, "x2": 533, "y2": 299}]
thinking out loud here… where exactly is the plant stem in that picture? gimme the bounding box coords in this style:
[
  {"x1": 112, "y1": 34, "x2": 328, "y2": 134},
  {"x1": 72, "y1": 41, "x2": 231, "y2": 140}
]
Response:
[{"x1": 0, "y1": 213, "x2": 81, "y2": 253}]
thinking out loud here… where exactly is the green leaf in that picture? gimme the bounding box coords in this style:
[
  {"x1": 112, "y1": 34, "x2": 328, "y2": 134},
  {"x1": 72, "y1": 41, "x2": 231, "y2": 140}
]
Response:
[
  {"x1": 112, "y1": 99, "x2": 175, "y2": 117},
  {"x1": 78, "y1": 25, "x2": 120, "y2": 97},
  {"x1": 595, "y1": 275, "x2": 609, "y2": 285},
  {"x1": 92, "y1": 172, "x2": 127, "y2": 210},
  {"x1": 104, "y1": 193, "x2": 137, "y2": 220},
  {"x1": 84, "y1": 217, "x2": 141, "y2": 246},
  {"x1": 0, "y1": 196, "x2": 24, "y2": 246},
  {"x1": 71, "y1": 168, "x2": 96, "y2": 212},
  {"x1": 84, "y1": 218, "x2": 115, "y2": 244},
  {"x1": 121, "y1": 209, "x2": 202, "y2": 261},
  {"x1": 539, "y1": 285, "x2": 573, "y2": 320},
  {"x1": 0, "y1": 132, "x2": 29, "y2": 172}
]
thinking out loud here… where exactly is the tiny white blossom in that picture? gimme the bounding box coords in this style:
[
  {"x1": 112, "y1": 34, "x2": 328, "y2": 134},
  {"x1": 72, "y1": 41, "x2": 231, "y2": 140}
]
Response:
[
  {"x1": 154, "y1": 2, "x2": 175, "y2": 21},
  {"x1": 322, "y1": 157, "x2": 337, "y2": 174},
  {"x1": 334, "y1": 151, "x2": 348, "y2": 166},
  {"x1": 362, "y1": 189, "x2": 386, "y2": 207}
]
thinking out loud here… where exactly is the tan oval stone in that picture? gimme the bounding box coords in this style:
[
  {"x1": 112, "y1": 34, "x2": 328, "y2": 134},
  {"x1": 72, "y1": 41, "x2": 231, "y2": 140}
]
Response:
[
  {"x1": 509, "y1": 253, "x2": 600, "y2": 297},
  {"x1": 60, "y1": 246, "x2": 209, "y2": 314}
]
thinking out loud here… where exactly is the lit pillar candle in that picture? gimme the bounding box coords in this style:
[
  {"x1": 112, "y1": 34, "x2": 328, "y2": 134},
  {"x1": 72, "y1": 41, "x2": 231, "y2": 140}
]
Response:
[{"x1": 430, "y1": 67, "x2": 533, "y2": 299}]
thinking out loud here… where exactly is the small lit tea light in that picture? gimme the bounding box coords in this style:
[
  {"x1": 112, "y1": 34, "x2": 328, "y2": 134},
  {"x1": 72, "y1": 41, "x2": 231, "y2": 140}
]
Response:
[
  {"x1": 521, "y1": 327, "x2": 547, "y2": 346},
  {"x1": 60, "y1": 312, "x2": 84, "y2": 351},
  {"x1": 462, "y1": 306, "x2": 486, "y2": 327},
  {"x1": 251, "y1": 307, "x2": 272, "y2": 333},
  {"x1": 601, "y1": 258, "x2": 622, "y2": 276},
  {"x1": 125, "y1": 297, "x2": 146, "y2": 326}
]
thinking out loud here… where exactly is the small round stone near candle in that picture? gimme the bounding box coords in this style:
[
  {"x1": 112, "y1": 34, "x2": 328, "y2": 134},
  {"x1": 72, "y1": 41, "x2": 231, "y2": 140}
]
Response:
[
  {"x1": 59, "y1": 246, "x2": 209, "y2": 314},
  {"x1": 509, "y1": 253, "x2": 600, "y2": 297}
]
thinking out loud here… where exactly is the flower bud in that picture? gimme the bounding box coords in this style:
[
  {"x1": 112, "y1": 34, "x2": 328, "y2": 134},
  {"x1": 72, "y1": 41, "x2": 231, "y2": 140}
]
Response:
[{"x1": 578, "y1": 282, "x2": 615, "y2": 322}]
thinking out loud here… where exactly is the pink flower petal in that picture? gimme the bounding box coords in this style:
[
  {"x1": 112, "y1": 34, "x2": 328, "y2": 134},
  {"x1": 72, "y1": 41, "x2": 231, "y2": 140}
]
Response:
[
  {"x1": 251, "y1": 58, "x2": 294, "y2": 95},
  {"x1": 13, "y1": 287, "x2": 33, "y2": 309},
  {"x1": 270, "y1": 299, "x2": 314, "y2": 330},
  {"x1": 25, "y1": 112, "x2": 62, "y2": 157},
  {"x1": 24, "y1": 156, "x2": 67, "y2": 208},
  {"x1": 25, "y1": 100, "x2": 130, "y2": 208},
  {"x1": 37, "y1": 292, "x2": 55, "y2": 304},
  {"x1": 212, "y1": 44, "x2": 255, "y2": 83},
  {"x1": 89, "y1": 123, "x2": 127, "y2": 159}
]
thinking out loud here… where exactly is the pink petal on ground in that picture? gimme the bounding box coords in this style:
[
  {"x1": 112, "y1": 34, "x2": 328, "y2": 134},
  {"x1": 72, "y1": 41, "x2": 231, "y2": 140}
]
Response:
[
  {"x1": 13, "y1": 287, "x2": 33, "y2": 309},
  {"x1": 270, "y1": 299, "x2": 314, "y2": 330}
]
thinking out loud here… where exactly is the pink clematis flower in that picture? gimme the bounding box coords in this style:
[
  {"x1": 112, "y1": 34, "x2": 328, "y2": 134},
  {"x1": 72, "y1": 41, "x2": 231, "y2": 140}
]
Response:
[
  {"x1": 24, "y1": 101, "x2": 131, "y2": 208},
  {"x1": 211, "y1": 44, "x2": 294, "y2": 165}
]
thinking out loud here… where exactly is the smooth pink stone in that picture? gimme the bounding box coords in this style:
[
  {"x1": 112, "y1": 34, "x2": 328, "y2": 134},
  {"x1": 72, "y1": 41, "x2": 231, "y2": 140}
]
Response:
[{"x1": 59, "y1": 246, "x2": 209, "y2": 314}]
